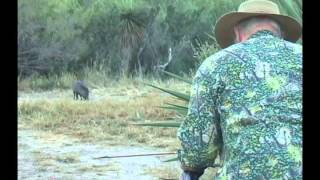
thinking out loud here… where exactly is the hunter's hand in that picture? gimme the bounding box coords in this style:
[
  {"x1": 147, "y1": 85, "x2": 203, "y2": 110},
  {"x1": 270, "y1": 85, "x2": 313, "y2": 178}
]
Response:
[{"x1": 179, "y1": 171, "x2": 203, "y2": 180}]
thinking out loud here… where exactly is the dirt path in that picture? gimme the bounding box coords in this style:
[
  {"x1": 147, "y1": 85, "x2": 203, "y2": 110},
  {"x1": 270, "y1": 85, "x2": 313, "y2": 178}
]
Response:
[{"x1": 18, "y1": 125, "x2": 180, "y2": 180}]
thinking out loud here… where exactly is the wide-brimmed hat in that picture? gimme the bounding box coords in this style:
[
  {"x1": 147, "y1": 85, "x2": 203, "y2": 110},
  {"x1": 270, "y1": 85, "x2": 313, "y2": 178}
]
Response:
[{"x1": 214, "y1": 0, "x2": 302, "y2": 48}]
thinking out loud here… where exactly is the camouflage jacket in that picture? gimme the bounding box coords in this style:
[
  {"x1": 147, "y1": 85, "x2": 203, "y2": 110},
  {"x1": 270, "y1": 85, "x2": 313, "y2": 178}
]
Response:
[{"x1": 177, "y1": 30, "x2": 302, "y2": 179}]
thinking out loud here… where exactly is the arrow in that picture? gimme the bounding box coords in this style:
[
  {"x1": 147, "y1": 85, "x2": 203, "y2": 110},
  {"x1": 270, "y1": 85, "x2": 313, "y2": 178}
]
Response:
[{"x1": 94, "y1": 152, "x2": 176, "y2": 159}]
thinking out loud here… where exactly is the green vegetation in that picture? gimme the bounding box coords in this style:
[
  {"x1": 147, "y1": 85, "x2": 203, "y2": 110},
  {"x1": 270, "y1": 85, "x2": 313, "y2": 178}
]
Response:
[
  {"x1": 18, "y1": 0, "x2": 302, "y2": 178},
  {"x1": 18, "y1": 0, "x2": 234, "y2": 77},
  {"x1": 18, "y1": 0, "x2": 302, "y2": 78}
]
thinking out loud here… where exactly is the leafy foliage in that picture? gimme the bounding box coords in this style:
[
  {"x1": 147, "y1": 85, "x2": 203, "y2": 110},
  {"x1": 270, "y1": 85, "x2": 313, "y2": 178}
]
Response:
[
  {"x1": 18, "y1": 0, "x2": 237, "y2": 78},
  {"x1": 18, "y1": 0, "x2": 302, "y2": 78},
  {"x1": 135, "y1": 71, "x2": 191, "y2": 128}
]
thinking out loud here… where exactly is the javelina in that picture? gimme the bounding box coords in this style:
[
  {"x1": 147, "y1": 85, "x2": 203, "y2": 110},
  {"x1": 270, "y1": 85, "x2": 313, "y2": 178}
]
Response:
[{"x1": 73, "y1": 80, "x2": 89, "y2": 100}]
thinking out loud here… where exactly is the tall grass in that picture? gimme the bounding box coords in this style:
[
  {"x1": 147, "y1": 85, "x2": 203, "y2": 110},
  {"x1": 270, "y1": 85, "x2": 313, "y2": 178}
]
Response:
[{"x1": 18, "y1": 73, "x2": 76, "y2": 91}]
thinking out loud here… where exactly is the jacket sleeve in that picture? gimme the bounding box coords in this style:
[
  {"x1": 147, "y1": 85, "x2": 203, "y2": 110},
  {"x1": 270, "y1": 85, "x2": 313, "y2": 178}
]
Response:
[{"x1": 177, "y1": 60, "x2": 225, "y2": 172}]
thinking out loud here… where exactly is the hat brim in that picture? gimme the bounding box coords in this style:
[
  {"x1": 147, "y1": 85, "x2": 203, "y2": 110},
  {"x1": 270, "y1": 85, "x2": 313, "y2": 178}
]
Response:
[{"x1": 214, "y1": 12, "x2": 302, "y2": 48}]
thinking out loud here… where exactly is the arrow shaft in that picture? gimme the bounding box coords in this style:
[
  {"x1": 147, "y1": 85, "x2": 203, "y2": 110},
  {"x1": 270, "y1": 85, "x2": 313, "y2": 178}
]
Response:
[{"x1": 94, "y1": 152, "x2": 176, "y2": 159}]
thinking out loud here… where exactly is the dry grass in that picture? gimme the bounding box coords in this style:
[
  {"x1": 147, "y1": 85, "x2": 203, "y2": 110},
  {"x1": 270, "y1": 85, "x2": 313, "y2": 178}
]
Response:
[
  {"x1": 143, "y1": 166, "x2": 182, "y2": 180},
  {"x1": 18, "y1": 77, "x2": 188, "y2": 150},
  {"x1": 32, "y1": 151, "x2": 64, "y2": 173},
  {"x1": 78, "y1": 163, "x2": 120, "y2": 173},
  {"x1": 55, "y1": 153, "x2": 80, "y2": 164},
  {"x1": 32, "y1": 150, "x2": 80, "y2": 166}
]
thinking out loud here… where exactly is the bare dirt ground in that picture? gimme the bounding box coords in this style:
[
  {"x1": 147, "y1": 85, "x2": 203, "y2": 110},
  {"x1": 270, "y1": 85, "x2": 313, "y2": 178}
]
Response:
[{"x1": 18, "y1": 124, "x2": 181, "y2": 180}]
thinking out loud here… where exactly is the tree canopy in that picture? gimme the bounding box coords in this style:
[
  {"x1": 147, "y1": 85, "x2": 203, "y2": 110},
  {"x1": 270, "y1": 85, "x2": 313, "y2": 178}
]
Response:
[{"x1": 18, "y1": 0, "x2": 302, "y2": 78}]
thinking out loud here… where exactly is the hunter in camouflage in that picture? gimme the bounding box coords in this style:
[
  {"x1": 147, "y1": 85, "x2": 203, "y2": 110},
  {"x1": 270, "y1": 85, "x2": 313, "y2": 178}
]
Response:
[{"x1": 177, "y1": 0, "x2": 302, "y2": 179}]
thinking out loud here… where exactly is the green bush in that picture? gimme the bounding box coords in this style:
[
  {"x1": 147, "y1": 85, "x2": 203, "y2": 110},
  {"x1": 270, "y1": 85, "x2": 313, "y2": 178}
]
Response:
[{"x1": 18, "y1": 0, "x2": 302, "y2": 78}]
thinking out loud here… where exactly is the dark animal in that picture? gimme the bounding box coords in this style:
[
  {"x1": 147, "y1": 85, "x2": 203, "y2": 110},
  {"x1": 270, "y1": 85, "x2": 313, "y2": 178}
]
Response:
[{"x1": 73, "y1": 80, "x2": 89, "y2": 100}]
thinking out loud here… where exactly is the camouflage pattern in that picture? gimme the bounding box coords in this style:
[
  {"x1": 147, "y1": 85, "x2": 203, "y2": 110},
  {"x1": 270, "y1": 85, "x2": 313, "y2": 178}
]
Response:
[{"x1": 177, "y1": 30, "x2": 302, "y2": 179}]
